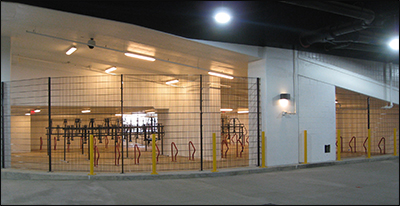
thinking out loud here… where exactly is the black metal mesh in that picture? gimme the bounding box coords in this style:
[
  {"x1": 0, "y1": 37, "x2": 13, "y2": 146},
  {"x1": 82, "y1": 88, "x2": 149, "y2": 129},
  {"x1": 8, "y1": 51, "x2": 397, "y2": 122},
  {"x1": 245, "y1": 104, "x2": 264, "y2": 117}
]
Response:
[
  {"x1": 1, "y1": 74, "x2": 260, "y2": 173},
  {"x1": 336, "y1": 87, "x2": 399, "y2": 158}
]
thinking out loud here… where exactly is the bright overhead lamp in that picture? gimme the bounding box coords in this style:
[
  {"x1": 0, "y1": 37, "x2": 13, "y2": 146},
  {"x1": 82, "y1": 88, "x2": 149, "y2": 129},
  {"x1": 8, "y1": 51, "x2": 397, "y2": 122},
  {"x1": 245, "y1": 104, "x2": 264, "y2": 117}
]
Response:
[
  {"x1": 208, "y1": 72, "x2": 234, "y2": 79},
  {"x1": 105, "y1": 66, "x2": 117, "y2": 74},
  {"x1": 214, "y1": 12, "x2": 231, "y2": 24},
  {"x1": 389, "y1": 38, "x2": 399, "y2": 50},
  {"x1": 220, "y1": 108, "x2": 233, "y2": 112},
  {"x1": 34, "y1": 109, "x2": 41, "y2": 113},
  {"x1": 66, "y1": 46, "x2": 77, "y2": 55},
  {"x1": 166, "y1": 79, "x2": 179, "y2": 85},
  {"x1": 81, "y1": 109, "x2": 91, "y2": 113},
  {"x1": 25, "y1": 113, "x2": 31, "y2": 116},
  {"x1": 124, "y1": 52, "x2": 156, "y2": 61}
]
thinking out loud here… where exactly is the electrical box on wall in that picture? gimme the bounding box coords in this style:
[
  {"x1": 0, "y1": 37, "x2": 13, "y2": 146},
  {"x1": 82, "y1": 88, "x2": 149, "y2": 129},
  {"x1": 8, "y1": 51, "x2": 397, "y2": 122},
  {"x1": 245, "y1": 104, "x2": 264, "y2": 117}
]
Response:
[{"x1": 324, "y1": 145, "x2": 330, "y2": 153}]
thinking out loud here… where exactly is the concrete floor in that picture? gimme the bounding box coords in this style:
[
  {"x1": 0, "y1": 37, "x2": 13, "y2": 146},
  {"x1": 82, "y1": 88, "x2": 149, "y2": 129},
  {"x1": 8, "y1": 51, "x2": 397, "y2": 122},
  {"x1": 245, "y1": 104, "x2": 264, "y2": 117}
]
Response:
[{"x1": 1, "y1": 155, "x2": 399, "y2": 205}]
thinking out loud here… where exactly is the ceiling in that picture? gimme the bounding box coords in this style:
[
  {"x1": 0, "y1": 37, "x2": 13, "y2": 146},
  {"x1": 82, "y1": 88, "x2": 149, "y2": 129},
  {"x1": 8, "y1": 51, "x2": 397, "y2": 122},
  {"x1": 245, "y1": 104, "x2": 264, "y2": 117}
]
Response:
[{"x1": 3, "y1": 0, "x2": 399, "y2": 65}]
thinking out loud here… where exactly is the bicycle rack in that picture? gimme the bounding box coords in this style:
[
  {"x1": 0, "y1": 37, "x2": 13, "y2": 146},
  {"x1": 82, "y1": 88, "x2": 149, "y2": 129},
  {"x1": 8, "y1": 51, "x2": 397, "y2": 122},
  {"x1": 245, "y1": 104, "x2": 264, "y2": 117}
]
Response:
[
  {"x1": 349, "y1": 136, "x2": 356, "y2": 153},
  {"x1": 335, "y1": 136, "x2": 343, "y2": 152},
  {"x1": 94, "y1": 138, "x2": 100, "y2": 167},
  {"x1": 134, "y1": 144, "x2": 141, "y2": 164},
  {"x1": 54, "y1": 136, "x2": 57, "y2": 150},
  {"x1": 155, "y1": 143, "x2": 160, "y2": 163},
  {"x1": 171, "y1": 142, "x2": 178, "y2": 162},
  {"x1": 189, "y1": 141, "x2": 196, "y2": 160},
  {"x1": 221, "y1": 140, "x2": 229, "y2": 158},
  {"x1": 104, "y1": 136, "x2": 109, "y2": 148},
  {"x1": 40, "y1": 136, "x2": 43, "y2": 150},
  {"x1": 363, "y1": 137, "x2": 368, "y2": 153},
  {"x1": 115, "y1": 136, "x2": 121, "y2": 166},
  {"x1": 236, "y1": 139, "x2": 244, "y2": 157},
  {"x1": 378, "y1": 137, "x2": 386, "y2": 154}
]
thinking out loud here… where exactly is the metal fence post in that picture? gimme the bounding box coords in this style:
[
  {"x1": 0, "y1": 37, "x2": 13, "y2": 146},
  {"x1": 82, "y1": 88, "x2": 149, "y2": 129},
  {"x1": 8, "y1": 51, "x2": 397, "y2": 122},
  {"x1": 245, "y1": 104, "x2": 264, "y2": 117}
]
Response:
[
  {"x1": 200, "y1": 75, "x2": 203, "y2": 171},
  {"x1": 121, "y1": 74, "x2": 124, "y2": 174},
  {"x1": 1, "y1": 82, "x2": 4, "y2": 168},
  {"x1": 257, "y1": 77, "x2": 260, "y2": 167},
  {"x1": 48, "y1": 77, "x2": 52, "y2": 172}
]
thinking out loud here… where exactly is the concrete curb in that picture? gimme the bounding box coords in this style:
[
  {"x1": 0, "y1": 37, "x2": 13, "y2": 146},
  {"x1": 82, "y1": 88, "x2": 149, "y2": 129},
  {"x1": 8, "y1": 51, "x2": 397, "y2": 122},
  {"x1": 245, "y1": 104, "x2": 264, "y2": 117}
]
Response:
[{"x1": 1, "y1": 155, "x2": 398, "y2": 181}]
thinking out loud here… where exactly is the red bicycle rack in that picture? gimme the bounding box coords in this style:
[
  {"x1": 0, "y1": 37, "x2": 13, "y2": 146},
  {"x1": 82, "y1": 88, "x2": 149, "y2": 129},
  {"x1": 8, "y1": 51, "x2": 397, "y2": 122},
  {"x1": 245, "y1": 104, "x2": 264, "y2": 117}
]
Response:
[
  {"x1": 363, "y1": 137, "x2": 368, "y2": 153},
  {"x1": 134, "y1": 144, "x2": 141, "y2": 164},
  {"x1": 231, "y1": 134, "x2": 237, "y2": 144},
  {"x1": 236, "y1": 139, "x2": 244, "y2": 157},
  {"x1": 378, "y1": 137, "x2": 386, "y2": 154},
  {"x1": 221, "y1": 140, "x2": 229, "y2": 158},
  {"x1": 115, "y1": 136, "x2": 121, "y2": 165},
  {"x1": 349, "y1": 136, "x2": 356, "y2": 153},
  {"x1": 155, "y1": 143, "x2": 160, "y2": 163},
  {"x1": 104, "y1": 136, "x2": 109, "y2": 148},
  {"x1": 171, "y1": 142, "x2": 178, "y2": 162},
  {"x1": 189, "y1": 141, "x2": 196, "y2": 160},
  {"x1": 94, "y1": 138, "x2": 100, "y2": 167},
  {"x1": 40, "y1": 137, "x2": 43, "y2": 150},
  {"x1": 54, "y1": 136, "x2": 57, "y2": 150},
  {"x1": 335, "y1": 136, "x2": 343, "y2": 152}
]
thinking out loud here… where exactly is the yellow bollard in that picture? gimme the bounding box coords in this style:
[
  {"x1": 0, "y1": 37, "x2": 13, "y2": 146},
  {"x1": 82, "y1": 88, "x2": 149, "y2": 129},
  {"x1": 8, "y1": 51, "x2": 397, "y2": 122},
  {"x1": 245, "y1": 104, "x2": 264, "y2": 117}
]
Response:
[
  {"x1": 88, "y1": 134, "x2": 96, "y2": 175},
  {"x1": 394, "y1": 128, "x2": 397, "y2": 156},
  {"x1": 367, "y1": 129, "x2": 371, "y2": 158},
  {"x1": 303, "y1": 130, "x2": 308, "y2": 164},
  {"x1": 337, "y1": 130, "x2": 341, "y2": 161},
  {"x1": 151, "y1": 134, "x2": 158, "y2": 175},
  {"x1": 212, "y1": 133, "x2": 218, "y2": 172},
  {"x1": 260, "y1": 131, "x2": 266, "y2": 168}
]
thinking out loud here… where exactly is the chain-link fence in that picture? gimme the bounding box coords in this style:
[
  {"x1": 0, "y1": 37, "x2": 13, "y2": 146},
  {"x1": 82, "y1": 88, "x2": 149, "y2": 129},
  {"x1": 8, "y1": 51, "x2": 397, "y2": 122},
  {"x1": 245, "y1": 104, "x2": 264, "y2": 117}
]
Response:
[
  {"x1": 336, "y1": 87, "x2": 399, "y2": 158},
  {"x1": 1, "y1": 74, "x2": 261, "y2": 173}
]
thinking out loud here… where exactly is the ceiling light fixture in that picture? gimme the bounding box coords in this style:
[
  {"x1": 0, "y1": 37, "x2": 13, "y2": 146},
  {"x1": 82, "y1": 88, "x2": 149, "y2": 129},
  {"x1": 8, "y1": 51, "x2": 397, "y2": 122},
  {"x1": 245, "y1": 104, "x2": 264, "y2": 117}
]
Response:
[
  {"x1": 166, "y1": 79, "x2": 179, "y2": 85},
  {"x1": 389, "y1": 38, "x2": 399, "y2": 50},
  {"x1": 220, "y1": 108, "x2": 233, "y2": 112},
  {"x1": 66, "y1": 46, "x2": 77, "y2": 55},
  {"x1": 124, "y1": 52, "x2": 156, "y2": 61},
  {"x1": 105, "y1": 66, "x2": 117, "y2": 74},
  {"x1": 81, "y1": 109, "x2": 91, "y2": 113},
  {"x1": 34, "y1": 109, "x2": 41, "y2": 113},
  {"x1": 208, "y1": 71, "x2": 234, "y2": 79},
  {"x1": 214, "y1": 12, "x2": 231, "y2": 24},
  {"x1": 25, "y1": 113, "x2": 31, "y2": 116}
]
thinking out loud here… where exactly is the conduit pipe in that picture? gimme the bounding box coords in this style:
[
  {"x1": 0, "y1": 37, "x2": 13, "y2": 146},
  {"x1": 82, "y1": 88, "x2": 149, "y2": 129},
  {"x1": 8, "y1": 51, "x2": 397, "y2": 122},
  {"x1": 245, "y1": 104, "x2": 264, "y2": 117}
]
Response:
[
  {"x1": 281, "y1": 1, "x2": 375, "y2": 47},
  {"x1": 382, "y1": 62, "x2": 394, "y2": 109}
]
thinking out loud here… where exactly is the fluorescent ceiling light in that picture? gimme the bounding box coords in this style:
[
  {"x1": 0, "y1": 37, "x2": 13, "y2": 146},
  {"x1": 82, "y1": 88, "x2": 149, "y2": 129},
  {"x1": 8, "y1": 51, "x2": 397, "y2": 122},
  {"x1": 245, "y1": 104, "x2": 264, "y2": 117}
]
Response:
[
  {"x1": 124, "y1": 52, "x2": 156, "y2": 61},
  {"x1": 238, "y1": 110, "x2": 249, "y2": 114},
  {"x1": 115, "y1": 114, "x2": 122, "y2": 116},
  {"x1": 66, "y1": 46, "x2": 77, "y2": 55},
  {"x1": 166, "y1": 79, "x2": 179, "y2": 85},
  {"x1": 220, "y1": 108, "x2": 233, "y2": 112},
  {"x1": 81, "y1": 110, "x2": 91, "y2": 113},
  {"x1": 34, "y1": 109, "x2": 41, "y2": 113},
  {"x1": 208, "y1": 72, "x2": 234, "y2": 79},
  {"x1": 105, "y1": 66, "x2": 117, "y2": 74},
  {"x1": 389, "y1": 38, "x2": 399, "y2": 50},
  {"x1": 25, "y1": 113, "x2": 31, "y2": 116}
]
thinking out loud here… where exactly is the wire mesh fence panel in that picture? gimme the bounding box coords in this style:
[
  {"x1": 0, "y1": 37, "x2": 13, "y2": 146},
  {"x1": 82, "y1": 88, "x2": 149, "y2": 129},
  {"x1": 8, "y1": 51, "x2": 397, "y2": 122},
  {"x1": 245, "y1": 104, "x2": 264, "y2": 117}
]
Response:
[
  {"x1": 336, "y1": 87, "x2": 399, "y2": 158},
  {"x1": 2, "y1": 78, "x2": 49, "y2": 171},
  {"x1": 2, "y1": 74, "x2": 261, "y2": 173}
]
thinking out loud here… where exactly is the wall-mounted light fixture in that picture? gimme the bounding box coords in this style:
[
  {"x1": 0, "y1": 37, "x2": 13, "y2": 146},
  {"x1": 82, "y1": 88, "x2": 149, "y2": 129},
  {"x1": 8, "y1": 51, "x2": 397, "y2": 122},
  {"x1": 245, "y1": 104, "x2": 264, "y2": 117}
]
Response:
[
  {"x1": 208, "y1": 71, "x2": 234, "y2": 80},
  {"x1": 66, "y1": 46, "x2": 77, "y2": 55},
  {"x1": 279, "y1": 93, "x2": 290, "y2": 107},
  {"x1": 124, "y1": 52, "x2": 156, "y2": 61}
]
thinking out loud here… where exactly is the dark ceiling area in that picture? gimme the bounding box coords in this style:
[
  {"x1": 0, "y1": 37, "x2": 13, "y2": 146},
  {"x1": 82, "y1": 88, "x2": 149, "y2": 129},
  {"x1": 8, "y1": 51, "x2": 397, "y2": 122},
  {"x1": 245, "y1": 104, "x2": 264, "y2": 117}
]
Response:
[{"x1": 5, "y1": 1, "x2": 399, "y2": 64}]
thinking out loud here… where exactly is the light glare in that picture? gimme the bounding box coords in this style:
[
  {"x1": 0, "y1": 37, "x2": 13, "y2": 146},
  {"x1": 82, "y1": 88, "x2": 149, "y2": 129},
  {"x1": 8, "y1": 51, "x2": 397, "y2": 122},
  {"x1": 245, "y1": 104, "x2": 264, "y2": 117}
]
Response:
[
  {"x1": 214, "y1": 12, "x2": 231, "y2": 24},
  {"x1": 389, "y1": 38, "x2": 399, "y2": 50}
]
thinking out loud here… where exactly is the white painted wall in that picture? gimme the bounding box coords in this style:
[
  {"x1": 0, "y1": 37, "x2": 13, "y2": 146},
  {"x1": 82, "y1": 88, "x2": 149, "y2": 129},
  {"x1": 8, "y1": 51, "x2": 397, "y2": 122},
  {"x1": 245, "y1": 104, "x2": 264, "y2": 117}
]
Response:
[{"x1": 298, "y1": 76, "x2": 336, "y2": 163}]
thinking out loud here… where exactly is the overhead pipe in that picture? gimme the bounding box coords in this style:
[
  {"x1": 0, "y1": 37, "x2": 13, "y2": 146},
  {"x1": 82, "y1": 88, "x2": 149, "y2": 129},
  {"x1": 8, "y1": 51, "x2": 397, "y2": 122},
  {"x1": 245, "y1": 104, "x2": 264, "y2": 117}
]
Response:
[
  {"x1": 281, "y1": 1, "x2": 375, "y2": 24},
  {"x1": 282, "y1": 1, "x2": 375, "y2": 47}
]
